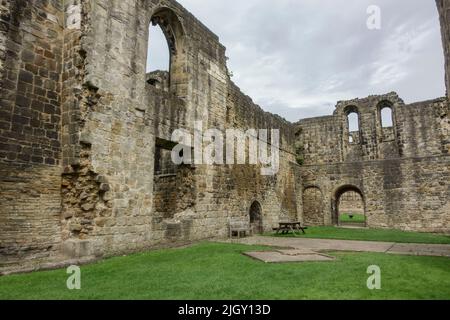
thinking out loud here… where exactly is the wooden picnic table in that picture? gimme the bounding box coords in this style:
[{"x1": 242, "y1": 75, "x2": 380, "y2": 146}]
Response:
[{"x1": 275, "y1": 222, "x2": 307, "y2": 235}]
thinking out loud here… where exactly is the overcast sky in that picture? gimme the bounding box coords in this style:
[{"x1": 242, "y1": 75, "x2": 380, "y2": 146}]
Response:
[{"x1": 147, "y1": 0, "x2": 446, "y2": 122}]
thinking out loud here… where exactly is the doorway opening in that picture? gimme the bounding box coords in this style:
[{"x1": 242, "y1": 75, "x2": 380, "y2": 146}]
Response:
[
  {"x1": 334, "y1": 186, "x2": 366, "y2": 227},
  {"x1": 249, "y1": 201, "x2": 263, "y2": 234}
]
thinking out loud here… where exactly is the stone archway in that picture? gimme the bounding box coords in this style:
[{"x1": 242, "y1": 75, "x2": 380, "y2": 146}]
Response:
[
  {"x1": 249, "y1": 201, "x2": 263, "y2": 234},
  {"x1": 333, "y1": 185, "x2": 366, "y2": 226}
]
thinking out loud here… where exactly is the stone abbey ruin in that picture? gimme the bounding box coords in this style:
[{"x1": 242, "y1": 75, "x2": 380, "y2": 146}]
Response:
[{"x1": 0, "y1": 0, "x2": 450, "y2": 272}]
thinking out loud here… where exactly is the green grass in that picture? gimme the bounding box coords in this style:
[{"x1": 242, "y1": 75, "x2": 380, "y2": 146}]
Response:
[
  {"x1": 0, "y1": 242, "x2": 449, "y2": 300},
  {"x1": 271, "y1": 227, "x2": 450, "y2": 244},
  {"x1": 339, "y1": 214, "x2": 366, "y2": 223}
]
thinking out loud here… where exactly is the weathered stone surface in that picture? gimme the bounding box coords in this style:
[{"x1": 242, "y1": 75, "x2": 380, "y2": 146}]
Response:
[{"x1": 296, "y1": 95, "x2": 450, "y2": 232}]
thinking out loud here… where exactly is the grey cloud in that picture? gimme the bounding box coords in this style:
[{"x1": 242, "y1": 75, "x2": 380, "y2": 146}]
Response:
[{"x1": 170, "y1": 0, "x2": 446, "y2": 122}]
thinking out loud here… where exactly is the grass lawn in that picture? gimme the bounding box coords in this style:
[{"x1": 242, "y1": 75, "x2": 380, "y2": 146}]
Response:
[
  {"x1": 0, "y1": 242, "x2": 449, "y2": 300},
  {"x1": 339, "y1": 214, "x2": 366, "y2": 223},
  {"x1": 271, "y1": 226, "x2": 450, "y2": 244}
]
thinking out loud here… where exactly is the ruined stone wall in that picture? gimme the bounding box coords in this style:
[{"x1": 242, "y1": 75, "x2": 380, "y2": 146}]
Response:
[
  {"x1": 59, "y1": 0, "x2": 157, "y2": 257},
  {"x1": 220, "y1": 82, "x2": 299, "y2": 231},
  {"x1": 0, "y1": 163, "x2": 62, "y2": 267},
  {"x1": 298, "y1": 95, "x2": 449, "y2": 165},
  {"x1": 61, "y1": 0, "x2": 84, "y2": 167},
  {"x1": 396, "y1": 98, "x2": 448, "y2": 158},
  {"x1": 300, "y1": 156, "x2": 450, "y2": 233},
  {"x1": 302, "y1": 186, "x2": 324, "y2": 226},
  {"x1": 56, "y1": 0, "x2": 299, "y2": 258},
  {"x1": 297, "y1": 96, "x2": 450, "y2": 232},
  {"x1": 296, "y1": 116, "x2": 341, "y2": 164},
  {"x1": 0, "y1": 0, "x2": 64, "y2": 267},
  {"x1": 0, "y1": 0, "x2": 63, "y2": 165}
]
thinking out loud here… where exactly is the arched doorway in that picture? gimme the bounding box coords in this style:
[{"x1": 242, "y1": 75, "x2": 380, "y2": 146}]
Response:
[
  {"x1": 333, "y1": 185, "x2": 366, "y2": 227},
  {"x1": 249, "y1": 201, "x2": 263, "y2": 234},
  {"x1": 303, "y1": 187, "x2": 324, "y2": 226}
]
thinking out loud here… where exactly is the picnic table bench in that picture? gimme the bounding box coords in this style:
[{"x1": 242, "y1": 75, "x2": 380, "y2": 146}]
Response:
[{"x1": 274, "y1": 222, "x2": 307, "y2": 235}]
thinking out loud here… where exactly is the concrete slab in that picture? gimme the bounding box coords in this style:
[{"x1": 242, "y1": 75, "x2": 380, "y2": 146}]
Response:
[
  {"x1": 244, "y1": 250, "x2": 335, "y2": 263},
  {"x1": 276, "y1": 248, "x2": 317, "y2": 255},
  {"x1": 228, "y1": 236, "x2": 450, "y2": 258}
]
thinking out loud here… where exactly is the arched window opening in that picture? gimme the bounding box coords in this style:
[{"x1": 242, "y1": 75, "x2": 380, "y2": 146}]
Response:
[
  {"x1": 347, "y1": 112, "x2": 360, "y2": 132},
  {"x1": 146, "y1": 9, "x2": 185, "y2": 95},
  {"x1": 347, "y1": 111, "x2": 360, "y2": 144},
  {"x1": 378, "y1": 101, "x2": 395, "y2": 141},
  {"x1": 146, "y1": 24, "x2": 171, "y2": 92},
  {"x1": 381, "y1": 107, "x2": 393, "y2": 128}
]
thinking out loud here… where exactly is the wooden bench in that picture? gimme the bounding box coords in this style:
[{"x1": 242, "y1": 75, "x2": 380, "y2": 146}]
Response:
[{"x1": 229, "y1": 218, "x2": 252, "y2": 239}]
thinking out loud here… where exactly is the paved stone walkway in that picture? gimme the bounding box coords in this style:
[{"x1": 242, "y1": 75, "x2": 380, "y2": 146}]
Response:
[{"x1": 228, "y1": 236, "x2": 450, "y2": 258}]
